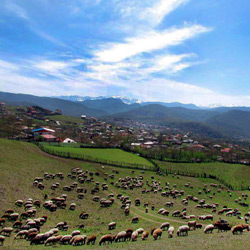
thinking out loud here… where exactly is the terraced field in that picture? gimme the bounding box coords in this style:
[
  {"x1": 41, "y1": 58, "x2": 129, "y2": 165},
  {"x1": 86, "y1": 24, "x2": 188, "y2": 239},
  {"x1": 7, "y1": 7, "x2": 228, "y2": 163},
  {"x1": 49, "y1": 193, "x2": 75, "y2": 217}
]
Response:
[{"x1": 1, "y1": 139, "x2": 250, "y2": 250}]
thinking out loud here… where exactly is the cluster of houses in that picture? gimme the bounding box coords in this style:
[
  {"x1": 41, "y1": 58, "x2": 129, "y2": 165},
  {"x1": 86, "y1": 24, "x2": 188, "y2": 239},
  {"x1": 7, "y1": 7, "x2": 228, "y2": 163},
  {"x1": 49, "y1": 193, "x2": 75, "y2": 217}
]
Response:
[{"x1": 1, "y1": 103, "x2": 250, "y2": 164}]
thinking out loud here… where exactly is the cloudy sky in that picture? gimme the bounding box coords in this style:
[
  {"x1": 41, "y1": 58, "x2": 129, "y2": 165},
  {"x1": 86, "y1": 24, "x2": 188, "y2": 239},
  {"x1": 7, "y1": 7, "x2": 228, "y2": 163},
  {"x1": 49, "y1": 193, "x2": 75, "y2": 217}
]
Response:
[{"x1": 0, "y1": 0, "x2": 250, "y2": 106}]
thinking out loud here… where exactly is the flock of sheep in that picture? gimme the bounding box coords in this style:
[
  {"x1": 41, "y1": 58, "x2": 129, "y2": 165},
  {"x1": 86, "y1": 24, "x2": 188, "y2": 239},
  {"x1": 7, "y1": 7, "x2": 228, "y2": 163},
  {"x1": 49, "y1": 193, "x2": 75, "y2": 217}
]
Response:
[{"x1": 0, "y1": 165, "x2": 250, "y2": 248}]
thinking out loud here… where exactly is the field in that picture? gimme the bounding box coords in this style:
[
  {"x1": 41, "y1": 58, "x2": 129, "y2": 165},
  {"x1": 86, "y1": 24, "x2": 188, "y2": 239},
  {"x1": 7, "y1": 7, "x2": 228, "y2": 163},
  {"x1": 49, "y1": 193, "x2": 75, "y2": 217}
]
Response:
[
  {"x1": 155, "y1": 160, "x2": 250, "y2": 190},
  {"x1": 1, "y1": 139, "x2": 250, "y2": 250},
  {"x1": 40, "y1": 144, "x2": 154, "y2": 170}
]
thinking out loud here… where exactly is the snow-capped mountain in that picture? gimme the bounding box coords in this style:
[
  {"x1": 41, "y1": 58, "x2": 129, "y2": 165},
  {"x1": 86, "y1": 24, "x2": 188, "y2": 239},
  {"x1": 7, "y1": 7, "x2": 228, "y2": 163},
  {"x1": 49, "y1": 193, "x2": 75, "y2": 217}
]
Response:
[{"x1": 53, "y1": 95, "x2": 140, "y2": 104}]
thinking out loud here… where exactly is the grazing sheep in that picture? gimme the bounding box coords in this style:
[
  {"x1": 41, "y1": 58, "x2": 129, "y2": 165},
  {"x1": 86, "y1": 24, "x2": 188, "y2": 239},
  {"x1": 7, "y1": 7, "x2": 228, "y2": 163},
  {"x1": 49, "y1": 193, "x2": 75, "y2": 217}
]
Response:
[
  {"x1": 160, "y1": 222, "x2": 170, "y2": 231},
  {"x1": 87, "y1": 235, "x2": 96, "y2": 245},
  {"x1": 232, "y1": 225, "x2": 244, "y2": 235},
  {"x1": 177, "y1": 226, "x2": 189, "y2": 236},
  {"x1": 196, "y1": 223, "x2": 203, "y2": 229},
  {"x1": 71, "y1": 230, "x2": 81, "y2": 237},
  {"x1": 45, "y1": 235, "x2": 62, "y2": 246},
  {"x1": 26, "y1": 232, "x2": 38, "y2": 241},
  {"x1": 70, "y1": 235, "x2": 87, "y2": 246},
  {"x1": 0, "y1": 236, "x2": 5, "y2": 246},
  {"x1": 60, "y1": 235, "x2": 72, "y2": 245},
  {"x1": 0, "y1": 227, "x2": 13, "y2": 237},
  {"x1": 131, "y1": 231, "x2": 138, "y2": 241},
  {"x1": 99, "y1": 234, "x2": 114, "y2": 245},
  {"x1": 213, "y1": 222, "x2": 231, "y2": 232},
  {"x1": 124, "y1": 231, "x2": 132, "y2": 241},
  {"x1": 15, "y1": 200, "x2": 23, "y2": 207},
  {"x1": 136, "y1": 228, "x2": 144, "y2": 234},
  {"x1": 79, "y1": 213, "x2": 89, "y2": 220},
  {"x1": 132, "y1": 217, "x2": 139, "y2": 223},
  {"x1": 14, "y1": 230, "x2": 29, "y2": 239},
  {"x1": 188, "y1": 221, "x2": 197, "y2": 230},
  {"x1": 115, "y1": 231, "x2": 126, "y2": 242},
  {"x1": 168, "y1": 226, "x2": 175, "y2": 238},
  {"x1": 30, "y1": 234, "x2": 47, "y2": 245},
  {"x1": 153, "y1": 229, "x2": 162, "y2": 240},
  {"x1": 69, "y1": 203, "x2": 76, "y2": 211},
  {"x1": 141, "y1": 231, "x2": 149, "y2": 240},
  {"x1": 241, "y1": 224, "x2": 250, "y2": 231},
  {"x1": 108, "y1": 222, "x2": 116, "y2": 230},
  {"x1": 55, "y1": 222, "x2": 67, "y2": 230},
  {"x1": 9, "y1": 213, "x2": 19, "y2": 221},
  {"x1": 172, "y1": 210, "x2": 181, "y2": 217},
  {"x1": 13, "y1": 221, "x2": 22, "y2": 229},
  {"x1": 204, "y1": 224, "x2": 214, "y2": 234},
  {"x1": 151, "y1": 227, "x2": 157, "y2": 235}
]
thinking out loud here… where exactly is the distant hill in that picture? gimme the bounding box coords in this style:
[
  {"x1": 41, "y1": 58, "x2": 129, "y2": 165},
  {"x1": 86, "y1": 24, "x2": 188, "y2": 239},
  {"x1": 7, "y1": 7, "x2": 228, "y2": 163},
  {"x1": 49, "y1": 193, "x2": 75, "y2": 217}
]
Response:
[
  {"x1": 141, "y1": 102, "x2": 199, "y2": 110},
  {"x1": 105, "y1": 104, "x2": 225, "y2": 138},
  {"x1": 210, "y1": 107, "x2": 250, "y2": 113},
  {"x1": 206, "y1": 110, "x2": 250, "y2": 138},
  {"x1": 111, "y1": 104, "x2": 219, "y2": 122},
  {"x1": 83, "y1": 98, "x2": 140, "y2": 115},
  {"x1": 0, "y1": 91, "x2": 105, "y2": 117}
]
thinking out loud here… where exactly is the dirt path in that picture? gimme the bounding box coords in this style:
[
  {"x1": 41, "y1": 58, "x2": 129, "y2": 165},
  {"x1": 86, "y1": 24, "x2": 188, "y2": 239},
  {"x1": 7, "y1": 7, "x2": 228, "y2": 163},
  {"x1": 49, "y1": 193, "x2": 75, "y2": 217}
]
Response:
[
  {"x1": 107, "y1": 185, "x2": 206, "y2": 227},
  {"x1": 130, "y1": 205, "x2": 207, "y2": 226}
]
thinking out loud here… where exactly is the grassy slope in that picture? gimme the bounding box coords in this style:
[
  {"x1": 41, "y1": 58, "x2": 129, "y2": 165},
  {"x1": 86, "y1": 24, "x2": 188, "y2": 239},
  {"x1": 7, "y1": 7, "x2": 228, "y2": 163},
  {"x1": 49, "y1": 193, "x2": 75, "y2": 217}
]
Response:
[
  {"x1": 42, "y1": 145, "x2": 154, "y2": 168},
  {"x1": 1, "y1": 139, "x2": 250, "y2": 250},
  {"x1": 155, "y1": 160, "x2": 250, "y2": 190}
]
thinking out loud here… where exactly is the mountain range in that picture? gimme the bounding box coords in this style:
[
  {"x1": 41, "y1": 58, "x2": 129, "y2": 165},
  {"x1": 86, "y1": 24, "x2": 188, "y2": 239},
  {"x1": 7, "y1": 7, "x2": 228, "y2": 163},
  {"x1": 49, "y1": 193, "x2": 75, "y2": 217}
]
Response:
[{"x1": 1, "y1": 91, "x2": 250, "y2": 139}]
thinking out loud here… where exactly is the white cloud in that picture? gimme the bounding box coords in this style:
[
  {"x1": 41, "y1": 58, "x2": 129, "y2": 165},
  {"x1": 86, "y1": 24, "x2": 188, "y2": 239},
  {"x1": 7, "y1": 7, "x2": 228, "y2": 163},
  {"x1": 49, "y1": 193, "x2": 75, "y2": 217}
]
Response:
[
  {"x1": 129, "y1": 78, "x2": 250, "y2": 107},
  {"x1": 141, "y1": 0, "x2": 188, "y2": 26},
  {"x1": 34, "y1": 60, "x2": 68, "y2": 73},
  {"x1": 95, "y1": 25, "x2": 211, "y2": 63},
  {"x1": 1, "y1": 59, "x2": 250, "y2": 107}
]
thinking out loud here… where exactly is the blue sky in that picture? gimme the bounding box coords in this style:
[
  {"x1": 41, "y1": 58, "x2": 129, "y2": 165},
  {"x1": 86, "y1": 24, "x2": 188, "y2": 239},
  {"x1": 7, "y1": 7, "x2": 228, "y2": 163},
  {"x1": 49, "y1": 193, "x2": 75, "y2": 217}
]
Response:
[{"x1": 0, "y1": 0, "x2": 250, "y2": 106}]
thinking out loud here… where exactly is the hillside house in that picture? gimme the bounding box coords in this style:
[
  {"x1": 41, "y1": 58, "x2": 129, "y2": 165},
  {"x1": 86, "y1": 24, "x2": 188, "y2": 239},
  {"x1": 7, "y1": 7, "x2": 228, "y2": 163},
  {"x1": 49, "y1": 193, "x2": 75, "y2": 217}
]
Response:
[
  {"x1": 33, "y1": 127, "x2": 57, "y2": 142},
  {"x1": 0, "y1": 102, "x2": 6, "y2": 111},
  {"x1": 63, "y1": 138, "x2": 76, "y2": 143}
]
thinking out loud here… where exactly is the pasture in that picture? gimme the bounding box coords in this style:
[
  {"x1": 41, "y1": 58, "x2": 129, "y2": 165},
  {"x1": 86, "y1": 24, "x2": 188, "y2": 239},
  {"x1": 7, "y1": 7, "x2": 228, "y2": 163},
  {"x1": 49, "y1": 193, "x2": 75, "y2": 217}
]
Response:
[
  {"x1": 40, "y1": 144, "x2": 154, "y2": 170},
  {"x1": 1, "y1": 139, "x2": 250, "y2": 249},
  {"x1": 155, "y1": 160, "x2": 250, "y2": 190}
]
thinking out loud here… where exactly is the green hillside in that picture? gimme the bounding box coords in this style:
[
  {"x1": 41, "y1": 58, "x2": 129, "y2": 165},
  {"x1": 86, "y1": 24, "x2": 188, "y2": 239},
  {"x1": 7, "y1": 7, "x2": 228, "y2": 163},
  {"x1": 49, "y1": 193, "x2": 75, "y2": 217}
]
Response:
[
  {"x1": 1, "y1": 139, "x2": 250, "y2": 249},
  {"x1": 155, "y1": 160, "x2": 250, "y2": 190},
  {"x1": 206, "y1": 110, "x2": 250, "y2": 137},
  {"x1": 40, "y1": 144, "x2": 154, "y2": 169},
  {"x1": 112, "y1": 104, "x2": 219, "y2": 122}
]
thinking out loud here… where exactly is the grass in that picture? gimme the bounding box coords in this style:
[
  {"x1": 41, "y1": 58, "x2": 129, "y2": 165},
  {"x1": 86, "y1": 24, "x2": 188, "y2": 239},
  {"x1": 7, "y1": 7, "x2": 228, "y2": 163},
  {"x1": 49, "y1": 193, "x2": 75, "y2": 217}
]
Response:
[
  {"x1": 40, "y1": 144, "x2": 154, "y2": 169},
  {"x1": 155, "y1": 160, "x2": 250, "y2": 190},
  {"x1": 1, "y1": 139, "x2": 250, "y2": 250}
]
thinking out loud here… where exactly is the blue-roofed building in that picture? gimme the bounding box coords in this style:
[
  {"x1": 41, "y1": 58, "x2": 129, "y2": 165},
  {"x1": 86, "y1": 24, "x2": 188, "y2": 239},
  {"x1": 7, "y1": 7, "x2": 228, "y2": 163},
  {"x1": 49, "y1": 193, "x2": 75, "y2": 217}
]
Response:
[{"x1": 33, "y1": 127, "x2": 57, "y2": 142}]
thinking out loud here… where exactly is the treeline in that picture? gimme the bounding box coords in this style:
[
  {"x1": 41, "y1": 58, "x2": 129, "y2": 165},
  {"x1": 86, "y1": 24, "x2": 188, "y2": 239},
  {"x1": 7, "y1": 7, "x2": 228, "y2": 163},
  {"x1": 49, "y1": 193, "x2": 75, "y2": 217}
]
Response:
[{"x1": 123, "y1": 145, "x2": 217, "y2": 163}]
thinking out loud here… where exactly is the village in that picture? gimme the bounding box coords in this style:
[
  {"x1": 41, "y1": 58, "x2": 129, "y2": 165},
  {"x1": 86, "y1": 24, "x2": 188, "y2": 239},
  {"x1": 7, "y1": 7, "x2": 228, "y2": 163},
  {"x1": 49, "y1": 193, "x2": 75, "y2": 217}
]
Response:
[{"x1": 0, "y1": 102, "x2": 250, "y2": 165}]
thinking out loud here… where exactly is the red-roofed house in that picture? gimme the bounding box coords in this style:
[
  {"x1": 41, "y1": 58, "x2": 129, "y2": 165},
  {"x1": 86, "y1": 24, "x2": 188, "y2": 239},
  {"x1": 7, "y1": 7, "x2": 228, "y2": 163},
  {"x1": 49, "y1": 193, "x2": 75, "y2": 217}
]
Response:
[
  {"x1": 221, "y1": 148, "x2": 231, "y2": 153},
  {"x1": 33, "y1": 127, "x2": 57, "y2": 142}
]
